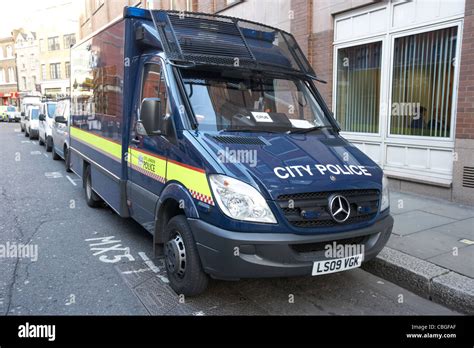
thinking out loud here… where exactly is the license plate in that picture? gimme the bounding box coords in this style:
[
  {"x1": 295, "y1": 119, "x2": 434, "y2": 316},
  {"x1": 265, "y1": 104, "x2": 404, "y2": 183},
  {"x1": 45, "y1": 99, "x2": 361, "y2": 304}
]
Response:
[{"x1": 312, "y1": 254, "x2": 363, "y2": 276}]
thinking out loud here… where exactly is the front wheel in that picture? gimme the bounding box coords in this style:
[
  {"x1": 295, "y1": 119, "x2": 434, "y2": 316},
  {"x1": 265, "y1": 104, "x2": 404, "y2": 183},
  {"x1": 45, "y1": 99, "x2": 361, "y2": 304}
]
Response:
[
  {"x1": 64, "y1": 147, "x2": 72, "y2": 172},
  {"x1": 164, "y1": 215, "x2": 208, "y2": 296},
  {"x1": 84, "y1": 165, "x2": 102, "y2": 208}
]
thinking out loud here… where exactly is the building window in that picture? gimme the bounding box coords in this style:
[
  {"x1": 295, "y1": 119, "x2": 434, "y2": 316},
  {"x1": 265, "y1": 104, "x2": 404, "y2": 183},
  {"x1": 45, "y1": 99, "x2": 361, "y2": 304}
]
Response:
[
  {"x1": 63, "y1": 34, "x2": 76, "y2": 49},
  {"x1": 41, "y1": 64, "x2": 47, "y2": 80},
  {"x1": 65, "y1": 62, "x2": 71, "y2": 78},
  {"x1": 22, "y1": 77, "x2": 27, "y2": 90},
  {"x1": 6, "y1": 45, "x2": 13, "y2": 57},
  {"x1": 0, "y1": 69, "x2": 5, "y2": 83},
  {"x1": 336, "y1": 41, "x2": 382, "y2": 133},
  {"x1": 39, "y1": 39, "x2": 44, "y2": 52},
  {"x1": 48, "y1": 36, "x2": 60, "y2": 51},
  {"x1": 50, "y1": 63, "x2": 61, "y2": 79},
  {"x1": 8, "y1": 67, "x2": 15, "y2": 83},
  {"x1": 32, "y1": 76, "x2": 37, "y2": 89},
  {"x1": 390, "y1": 26, "x2": 458, "y2": 138},
  {"x1": 169, "y1": 0, "x2": 193, "y2": 11}
]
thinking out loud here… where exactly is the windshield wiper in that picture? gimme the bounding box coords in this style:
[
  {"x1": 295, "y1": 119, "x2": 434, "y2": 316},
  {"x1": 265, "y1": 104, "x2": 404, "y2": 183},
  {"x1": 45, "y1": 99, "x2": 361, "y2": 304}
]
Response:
[
  {"x1": 219, "y1": 128, "x2": 279, "y2": 134},
  {"x1": 287, "y1": 125, "x2": 334, "y2": 134}
]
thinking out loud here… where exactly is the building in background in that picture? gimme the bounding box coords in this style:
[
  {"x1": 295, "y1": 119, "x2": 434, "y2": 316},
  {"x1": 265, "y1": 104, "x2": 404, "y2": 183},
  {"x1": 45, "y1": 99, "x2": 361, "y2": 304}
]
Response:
[
  {"x1": 0, "y1": 36, "x2": 19, "y2": 106},
  {"x1": 37, "y1": 1, "x2": 79, "y2": 98},
  {"x1": 79, "y1": 0, "x2": 193, "y2": 40},
  {"x1": 12, "y1": 29, "x2": 40, "y2": 94},
  {"x1": 78, "y1": 0, "x2": 474, "y2": 205}
]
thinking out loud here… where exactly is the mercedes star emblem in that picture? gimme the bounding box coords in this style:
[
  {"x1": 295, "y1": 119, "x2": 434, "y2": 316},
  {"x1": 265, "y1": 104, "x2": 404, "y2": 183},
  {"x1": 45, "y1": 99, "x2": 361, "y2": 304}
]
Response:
[{"x1": 328, "y1": 194, "x2": 351, "y2": 223}]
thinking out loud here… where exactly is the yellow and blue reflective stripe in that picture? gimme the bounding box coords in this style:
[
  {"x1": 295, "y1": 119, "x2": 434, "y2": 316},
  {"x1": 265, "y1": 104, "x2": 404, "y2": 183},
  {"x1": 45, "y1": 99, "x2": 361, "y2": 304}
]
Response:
[{"x1": 70, "y1": 126, "x2": 214, "y2": 205}]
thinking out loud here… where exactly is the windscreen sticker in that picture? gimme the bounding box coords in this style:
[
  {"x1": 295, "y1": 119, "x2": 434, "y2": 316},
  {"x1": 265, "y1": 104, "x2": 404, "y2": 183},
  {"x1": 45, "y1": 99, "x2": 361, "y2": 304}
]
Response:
[
  {"x1": 251, "y1": 112, "x2": 273, "y2": 123},
  {"x1": 273, "y1": 164, "x2": 372, "y2": 179}
]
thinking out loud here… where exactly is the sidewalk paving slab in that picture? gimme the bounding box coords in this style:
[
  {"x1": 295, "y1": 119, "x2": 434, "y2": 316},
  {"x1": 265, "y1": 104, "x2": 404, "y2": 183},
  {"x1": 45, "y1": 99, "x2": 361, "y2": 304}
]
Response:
[
  {"x1": 428, "y1": 246, "x2": 474, "y2": 278},
  {"x1": 387, "y1": 229, "x2": 468, "y2": 259},
  {"x1": 362, "y1": 191, "x2": 474, "y2": 314},
  {"x1": 391, "y1": 210, "x2": 456, "y2": 236}
]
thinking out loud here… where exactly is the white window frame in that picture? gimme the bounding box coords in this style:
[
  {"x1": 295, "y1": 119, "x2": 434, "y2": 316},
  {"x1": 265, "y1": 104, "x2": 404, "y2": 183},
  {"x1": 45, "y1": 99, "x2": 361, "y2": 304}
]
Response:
[
  {"x1": 333, "y1": 35, "x2": 388, "y2": 140},
  {"x1": 386, "y1": 20, "x2": 464, "y2": 145}
]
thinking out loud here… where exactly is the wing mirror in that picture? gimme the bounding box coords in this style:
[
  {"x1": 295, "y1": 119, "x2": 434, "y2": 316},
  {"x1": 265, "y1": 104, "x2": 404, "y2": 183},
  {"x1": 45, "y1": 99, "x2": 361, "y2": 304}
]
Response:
[
  {"x1": 138, "y1": 98, "x2": 167, "y2": 136},
  {"x1": 39, "y1": 114, "x2": 46, "y2": 121},
  {"x1": 21, "y1": 112, "x2": 25, "y2": 117},
  {"x1": 55, "y1": 116, "x2": 67, "y2": 124}
]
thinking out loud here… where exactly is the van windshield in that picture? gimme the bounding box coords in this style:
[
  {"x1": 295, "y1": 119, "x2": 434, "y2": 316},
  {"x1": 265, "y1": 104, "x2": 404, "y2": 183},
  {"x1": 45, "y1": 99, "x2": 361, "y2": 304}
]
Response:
[
  {"x1": 47, "y1": 103, "x2": 57, "y2": 118},
  {"x1": 182, "y1": 70, "x2": 332, "y2": 133},
  {"x1": 30, "y1": 108, "x2": 40, "y2": 120}
]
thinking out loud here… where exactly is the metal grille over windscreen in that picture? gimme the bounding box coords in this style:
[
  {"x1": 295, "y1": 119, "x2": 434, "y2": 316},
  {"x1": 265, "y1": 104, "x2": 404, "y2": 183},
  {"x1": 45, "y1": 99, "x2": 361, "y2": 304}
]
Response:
[{"x1": 151, "y1": 11, "x2": 316, "y2": 76}]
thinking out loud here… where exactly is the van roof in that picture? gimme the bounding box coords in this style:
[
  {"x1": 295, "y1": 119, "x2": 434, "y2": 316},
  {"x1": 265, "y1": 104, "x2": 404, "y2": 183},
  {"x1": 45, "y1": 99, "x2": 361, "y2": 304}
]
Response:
[{"x1": 125, "y1": 7, "x2": 316, "y2": 78}]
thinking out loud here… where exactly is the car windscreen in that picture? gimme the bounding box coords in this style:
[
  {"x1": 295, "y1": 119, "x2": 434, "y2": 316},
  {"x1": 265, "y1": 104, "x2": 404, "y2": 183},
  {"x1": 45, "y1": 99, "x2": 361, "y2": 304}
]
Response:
[
  {"x1": 7, "y1": 106, "x2": 15, "y2": 112},
  {"x1": 182, "y1": 70, "x2": 332, "y2": 133},
  {"x1": 30, "y1": 108, "x2": 40, "y2": 120},
  {"x1": 47, "y1": 103, "x2": 57, "y2": 118}
]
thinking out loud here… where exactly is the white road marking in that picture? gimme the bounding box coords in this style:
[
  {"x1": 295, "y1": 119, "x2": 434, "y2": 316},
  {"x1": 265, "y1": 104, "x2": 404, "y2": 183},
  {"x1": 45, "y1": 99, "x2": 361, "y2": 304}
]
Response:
[
  {"x1": 45, "y1": 171, "x2": 63, "y2": 179},
  {"x1": 31, "y1": 151, "x2": 42, "y2": 155},
  {"x1": 21, "y1": 140, "x2": 31, "y2": 143},
  {"x1": 43, "y1": 153, "x2": 48, "y2": 158},
  {"x1": 66, "y1": 175, "x2": 77, "y2": 186},
  {"x1": 14, "y1": 129, "x2": 20, "y2": 133},
  {"x1": 138, "y1": 251, "x2": 169, "y2": 283},
  {"x1": 121, "y1": 268, "x2": 151, "y2": 275}
]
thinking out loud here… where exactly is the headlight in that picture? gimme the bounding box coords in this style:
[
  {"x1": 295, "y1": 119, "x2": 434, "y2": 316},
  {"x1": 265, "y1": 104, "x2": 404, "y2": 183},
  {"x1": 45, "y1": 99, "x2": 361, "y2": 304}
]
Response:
[
  {"x1": 209, "y1": 174, "x2": 277, "y2": 224},
  {"x1": 380, "y1": 175, "x2": 390, "y2": 211}
]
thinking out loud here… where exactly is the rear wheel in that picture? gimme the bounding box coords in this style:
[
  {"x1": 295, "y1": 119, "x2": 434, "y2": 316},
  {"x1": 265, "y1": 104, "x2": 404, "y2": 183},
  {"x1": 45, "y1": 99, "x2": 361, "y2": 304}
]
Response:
[
  {"x1": 84, "y1": 165, "x2": 102, "y2": 208},
  {"x1": 39, "y1": 134, "x2": 45, "y2": 146},
  {"x1": 25, "y1": 128, "x2": 29, "y2": 137},
  {"x1": 164, "y1": 215, "x2": 208, "y2": 296},
  {"x1": 52, "y1": 141, "x2": 60, "y2": 160},
  {"x1": 45, "y1": 137, "x2": 52, "y2": 152}
]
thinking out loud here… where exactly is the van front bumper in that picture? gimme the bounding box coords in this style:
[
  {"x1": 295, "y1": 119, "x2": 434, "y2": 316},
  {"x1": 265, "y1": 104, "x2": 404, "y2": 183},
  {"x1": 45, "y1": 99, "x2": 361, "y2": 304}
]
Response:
[{"x1": 189, "y1": 215, "x2": 393, "y2": 280}]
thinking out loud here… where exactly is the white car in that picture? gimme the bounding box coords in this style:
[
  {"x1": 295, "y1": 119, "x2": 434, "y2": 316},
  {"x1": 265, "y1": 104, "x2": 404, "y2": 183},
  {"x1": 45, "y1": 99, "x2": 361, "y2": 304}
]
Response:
[
  {"x1": 25, "y1": 106, "x2": 40, "y2": 139},
  {"x1": 38, "y1": 101, "x2": 57, "y2": 152},
  {"x1": 20, "y1": 103, "x2": 41, "y2": 132},
  {"x1": 6, "y1": 105, "x2": 20, "y2": 122}
]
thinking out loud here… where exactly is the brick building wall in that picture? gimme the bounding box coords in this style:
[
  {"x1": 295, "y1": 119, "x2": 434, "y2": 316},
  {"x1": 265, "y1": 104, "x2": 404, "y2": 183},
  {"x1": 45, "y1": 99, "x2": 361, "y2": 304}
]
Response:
[
  {"x1": 456, "y1": 0, "x2": 474, "y2": 140},
  {"x1": 453, "y1": 0, "x2": 474, "y2": 203}
]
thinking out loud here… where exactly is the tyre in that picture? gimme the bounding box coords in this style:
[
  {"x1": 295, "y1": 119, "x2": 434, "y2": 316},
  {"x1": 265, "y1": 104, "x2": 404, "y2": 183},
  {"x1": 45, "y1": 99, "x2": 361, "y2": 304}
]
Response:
[
  {"x1": 21, "y1": 125, "x2": 24, "y2": 132},
  {"x1": 52, "y1": 141, "x2": 60, "y2": 160},
  {"x1": 39, "y1": 134, "x2": 45, "y2": 146},
  {"x1": 25, "y1": 128, "x2": 29, "y2": 137},
  {"x1": 164, "y1": 215, "x2": 208, "y2": 296},
  {"x1": 64, "y1": 146, "x2": 72, "y2": 172},
  {"x1": 45, "y1": 137, "x2": 52, "y2": 152},
  {"x1": 84, "y1": 165, "x2": 102, "y2": 208}
]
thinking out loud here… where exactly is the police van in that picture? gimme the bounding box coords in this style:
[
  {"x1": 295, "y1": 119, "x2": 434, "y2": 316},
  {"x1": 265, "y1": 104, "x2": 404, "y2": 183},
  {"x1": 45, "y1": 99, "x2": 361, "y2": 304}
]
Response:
[{"x1": 69, "y1": 7, "x2": 393, "y2": 295}]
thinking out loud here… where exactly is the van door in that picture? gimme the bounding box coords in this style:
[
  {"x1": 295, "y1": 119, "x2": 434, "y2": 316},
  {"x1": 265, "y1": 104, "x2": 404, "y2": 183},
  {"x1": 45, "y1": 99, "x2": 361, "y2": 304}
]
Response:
[{"x1": 127, "y1": 61, "x2": 170, "y2": 230}]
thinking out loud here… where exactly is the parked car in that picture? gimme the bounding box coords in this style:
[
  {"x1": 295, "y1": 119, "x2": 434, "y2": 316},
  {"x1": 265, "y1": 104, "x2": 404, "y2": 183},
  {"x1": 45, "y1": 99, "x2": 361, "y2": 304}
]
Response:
[
  {"x1": 69, "y1": 8, "x2": 393, "y2": 296},
  {"x1": 25, "y1": 106, "x2": 40, "y2": 139},
  {"x1": 6, "y1": 105, "x2": 21, "y2": 122},
  {"x1": 51, "y1": 99, "x2": 71, "y2": 171},
  {"x1": 38, "y1": 101, "x2": 57, "y2": 151},
  {"x1": 0, "y1": 106, "x2": 8, "y2": 122},
  {"x1": 20, "y1": 104, "x2": 38, "y2": 132}
]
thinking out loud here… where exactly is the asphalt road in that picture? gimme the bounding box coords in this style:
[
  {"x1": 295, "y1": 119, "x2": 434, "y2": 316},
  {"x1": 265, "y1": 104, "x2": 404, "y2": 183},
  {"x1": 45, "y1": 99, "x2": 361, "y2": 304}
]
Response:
[{"x1": 0, "y1": 122, "x2": 458, "y2": 315}]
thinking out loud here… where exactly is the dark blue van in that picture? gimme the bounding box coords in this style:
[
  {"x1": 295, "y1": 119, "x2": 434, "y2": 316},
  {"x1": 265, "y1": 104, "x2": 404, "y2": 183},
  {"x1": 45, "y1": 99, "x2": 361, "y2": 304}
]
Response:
[{"x1": 69, "y1": 7, "x2": 393, "y2": 296}]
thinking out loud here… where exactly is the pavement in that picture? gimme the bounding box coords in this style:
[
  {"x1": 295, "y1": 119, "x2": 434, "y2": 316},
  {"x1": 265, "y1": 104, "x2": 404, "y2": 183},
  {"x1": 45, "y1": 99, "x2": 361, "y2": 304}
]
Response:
[
  {"x1": 0, "y1": 122, "x2": 464, "y2": 315},
  {"x1": 363, "y1": 190, "x2": 474, "y2": 314}
]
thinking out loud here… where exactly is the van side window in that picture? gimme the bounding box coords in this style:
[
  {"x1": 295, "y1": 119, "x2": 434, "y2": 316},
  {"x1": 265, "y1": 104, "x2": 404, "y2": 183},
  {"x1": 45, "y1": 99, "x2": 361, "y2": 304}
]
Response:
[{"x1": 141, "y1": 63, "x2": 169, "y2": 120}]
